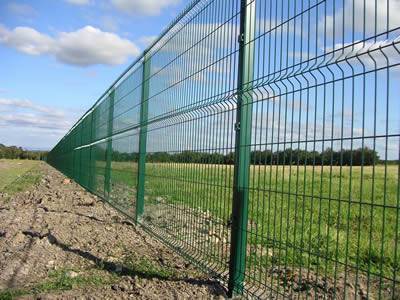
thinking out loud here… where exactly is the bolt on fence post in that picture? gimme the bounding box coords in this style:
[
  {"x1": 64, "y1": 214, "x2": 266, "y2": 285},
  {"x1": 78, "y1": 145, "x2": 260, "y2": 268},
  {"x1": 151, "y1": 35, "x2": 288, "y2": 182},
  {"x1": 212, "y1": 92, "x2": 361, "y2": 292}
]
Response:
[
  {"x1": 104, "y1": 90, "x2": 115, "y2": 199},
  {"x1": 228, "y1": 0, "x2": 255, "y2": 296},
  {"x1": 136, "y1": 53, "x2": 151, "y2": 223}
]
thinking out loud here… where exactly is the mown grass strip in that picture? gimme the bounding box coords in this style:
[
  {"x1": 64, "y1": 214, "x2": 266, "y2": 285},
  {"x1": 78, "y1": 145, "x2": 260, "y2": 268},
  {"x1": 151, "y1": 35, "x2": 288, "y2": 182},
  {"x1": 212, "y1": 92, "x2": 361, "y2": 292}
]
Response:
[{"x1": 0, "y1": 160, "x2": 39, "y2": 191}]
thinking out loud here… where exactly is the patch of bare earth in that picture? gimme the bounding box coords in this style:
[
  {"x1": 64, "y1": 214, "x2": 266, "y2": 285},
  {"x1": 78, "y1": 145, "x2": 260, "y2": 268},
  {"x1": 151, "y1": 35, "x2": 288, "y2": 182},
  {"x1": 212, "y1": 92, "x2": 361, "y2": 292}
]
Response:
[{"x1": 0, "y1": 163, "x2": 226, "y2": 299}]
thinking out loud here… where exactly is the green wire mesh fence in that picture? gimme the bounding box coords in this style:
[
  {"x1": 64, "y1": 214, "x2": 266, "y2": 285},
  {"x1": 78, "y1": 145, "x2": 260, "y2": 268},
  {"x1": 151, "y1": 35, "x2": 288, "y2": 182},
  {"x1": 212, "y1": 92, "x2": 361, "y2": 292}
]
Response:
[{"x1": 47, "y1": 0, "x2": 399, "y2": 298}]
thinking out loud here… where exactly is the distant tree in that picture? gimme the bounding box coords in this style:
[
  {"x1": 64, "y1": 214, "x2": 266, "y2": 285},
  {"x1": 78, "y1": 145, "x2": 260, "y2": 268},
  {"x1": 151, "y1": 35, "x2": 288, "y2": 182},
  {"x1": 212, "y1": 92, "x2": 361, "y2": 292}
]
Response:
[
  {"x1": 94, "y1": 147, "x2": 382, "y2": 166},
  {"x1": 224, "y1": 152, "x2": 235, "y2": 165},
  {"x1": 0, "y1": 144, "x2": 48, "y2": 160}
]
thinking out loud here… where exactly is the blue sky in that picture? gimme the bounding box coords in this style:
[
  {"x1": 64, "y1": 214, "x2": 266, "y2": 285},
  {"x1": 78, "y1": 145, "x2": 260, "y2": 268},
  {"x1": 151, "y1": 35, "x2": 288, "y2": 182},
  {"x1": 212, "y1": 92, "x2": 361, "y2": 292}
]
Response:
[
  {"x1": 0, "y1": 0, "x2": 398, "y2": 161},
  {"x1": 0, "y1": 0, "x2": 190, "y2": 150}
]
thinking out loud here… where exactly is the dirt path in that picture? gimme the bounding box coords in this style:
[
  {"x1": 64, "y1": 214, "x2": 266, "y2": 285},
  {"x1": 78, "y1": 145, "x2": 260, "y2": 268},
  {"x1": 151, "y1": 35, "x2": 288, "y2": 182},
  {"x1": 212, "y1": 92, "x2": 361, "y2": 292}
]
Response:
[{"x1": 0, "y1": 162, "x2": 226, "y2": 299}]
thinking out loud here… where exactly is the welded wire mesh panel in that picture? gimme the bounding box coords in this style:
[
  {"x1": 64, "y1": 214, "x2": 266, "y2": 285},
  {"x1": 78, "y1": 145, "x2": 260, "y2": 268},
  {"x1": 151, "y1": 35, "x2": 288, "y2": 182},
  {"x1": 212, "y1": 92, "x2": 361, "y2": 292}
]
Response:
[
  {"x1": 141, "y1": 0, "x2": 240, "y2": 279},
  {"x1": 105, "y1": 64, "x2": 144, "y2": 216},
  {"x1": 80, "y1": 146, "x2": 91, "y2": 189},
  {"x1": 241, "y1": 0, "x2": 400, "y2": 298},
  {"x1": 108, "y1": 131, "x2": 140, "y2": 217},
  {"x1": 47, "y1": 60, "x2": 144, "y2": 216},
  {"x1": 46, "y1": 0, "x2": 399, "y2": 298},
  {"x1": 113, "y1": 64, "x2": 143, "y2": 133}
]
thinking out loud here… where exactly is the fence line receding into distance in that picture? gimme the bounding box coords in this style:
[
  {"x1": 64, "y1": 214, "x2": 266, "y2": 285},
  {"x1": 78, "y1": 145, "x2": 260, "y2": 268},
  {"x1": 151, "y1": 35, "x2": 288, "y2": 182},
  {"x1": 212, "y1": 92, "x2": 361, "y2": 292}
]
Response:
[{"x1": 47, "y1": 0, "x2": 400, "y2": 298}]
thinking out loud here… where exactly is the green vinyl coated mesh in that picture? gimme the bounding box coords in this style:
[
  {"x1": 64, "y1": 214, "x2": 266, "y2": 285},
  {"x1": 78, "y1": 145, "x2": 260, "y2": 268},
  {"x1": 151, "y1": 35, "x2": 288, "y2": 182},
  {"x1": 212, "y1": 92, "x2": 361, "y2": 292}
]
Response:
[{"x1": 48, "y1": 0, "x2": 400, "y2": 298}]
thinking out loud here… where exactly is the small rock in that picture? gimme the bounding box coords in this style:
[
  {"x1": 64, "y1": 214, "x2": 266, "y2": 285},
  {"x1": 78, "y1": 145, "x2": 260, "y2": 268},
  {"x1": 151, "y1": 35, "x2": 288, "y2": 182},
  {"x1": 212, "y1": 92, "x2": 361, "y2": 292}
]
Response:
[
  {"x1": 155, "y1": 196, "x2": 165, "y2": 203},
  {"x1": 46, "y1": 260, "x2": 55, "y2": 268},
  {"x1": 66, "y1": 270, "x2": 79, "y2": 278},
  {"x1": 20, "y1": 266, "x2": 30, "y2": 275},
  {"x1": 63, "y1": 178, "x2": 72, "y2": 185},
  {"x1": 119, "y1": 282, "x2": 130, "y2": 292},
  {"x1": 36, "y1": 237, "x2": 52, "y2": 247},
  {"x1": 80, "y1": 198, "x2": 95, "y2": 206},
  {"x1": 12, "y1": 232, "x2": 27, "y2": 246},
  {"x1": 108, "y1": 256, "x2": 117, "y2": 262}
]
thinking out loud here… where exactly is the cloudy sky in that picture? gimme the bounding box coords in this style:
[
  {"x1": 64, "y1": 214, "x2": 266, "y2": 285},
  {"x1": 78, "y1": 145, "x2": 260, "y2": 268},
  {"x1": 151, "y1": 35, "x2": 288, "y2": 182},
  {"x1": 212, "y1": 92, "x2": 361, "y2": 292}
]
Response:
[{"x1": 0, "y1": 0, "x2": 189, "y2": 150}]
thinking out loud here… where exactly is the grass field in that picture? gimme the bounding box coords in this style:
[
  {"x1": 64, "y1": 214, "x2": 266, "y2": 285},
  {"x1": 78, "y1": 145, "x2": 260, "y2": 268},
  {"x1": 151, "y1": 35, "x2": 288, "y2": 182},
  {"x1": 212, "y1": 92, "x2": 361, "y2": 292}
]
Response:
[
  {"x1": 0, "y1": 159, "x2": 41, "y2": 196},
  {"x1": 106, "y1": 161, "x2": 399, "y2": 284}
]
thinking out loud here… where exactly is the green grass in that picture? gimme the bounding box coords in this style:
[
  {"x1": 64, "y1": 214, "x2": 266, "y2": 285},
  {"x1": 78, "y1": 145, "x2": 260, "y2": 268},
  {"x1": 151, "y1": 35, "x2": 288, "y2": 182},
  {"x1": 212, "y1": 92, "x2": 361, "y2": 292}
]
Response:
[
  {"x1": 0, "y1": 159, "x2": 40, "y2": 190},
  {"x1": 0, "y1": 253, "x2": 177, "y2": 300},
  {"x1": 121, "y1": 253, "x2": 177, "y2": 279},
  {"x1": 0, "y1": 268, "x2": 117, "y2": 300},
  {"x1": 0, "y1": 159, "x2": 41, "y2": 198},
  {"x1": 107, "y1": 162, "x2": 399, "y2": 282}
]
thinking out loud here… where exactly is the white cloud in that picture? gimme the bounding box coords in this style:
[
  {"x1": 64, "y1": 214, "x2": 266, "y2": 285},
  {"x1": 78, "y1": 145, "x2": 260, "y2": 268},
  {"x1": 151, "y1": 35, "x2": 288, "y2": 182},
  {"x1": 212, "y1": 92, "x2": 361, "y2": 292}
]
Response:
[
  {"x1": 323, "y1": 0, "x2": 400, "y2": 37},
  {"x1": 0, "y1": 25, "x2": 140, "y2": 66},
  {"x1": 0, "y1": 98, "x2": 75, "y2": 131},
  {"x1": 56, "y1": 26, "x2": 140, "y2": 65},
  {"x1": 139, "y1": 35, "x2": 157, "y2": 47},
  {"x1": 0, "y1": 98, "x2": 81, "y2": 149},
  {"x1": 0, "y1": 98, "x2": 64, "y2": 117},
  {"x1": 65, "y1": 0, "x2": 91, "y2": 5},
  {"x1": 0, "y1": 113, "x2": 68, "y2": 131},
  {"x1": 111, "y1": 0, "x2": 180, "y2": 16},
  {"x1": 0, "y1": 25, "x2": 54, "y2": 55}
]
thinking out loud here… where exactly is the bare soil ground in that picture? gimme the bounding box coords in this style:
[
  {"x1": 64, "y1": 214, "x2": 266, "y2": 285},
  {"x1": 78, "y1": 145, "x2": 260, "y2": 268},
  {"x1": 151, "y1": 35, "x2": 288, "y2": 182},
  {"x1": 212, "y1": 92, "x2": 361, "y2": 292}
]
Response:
[{"x1": 0, "y1": 162, "x2": 226, "y2": 299}]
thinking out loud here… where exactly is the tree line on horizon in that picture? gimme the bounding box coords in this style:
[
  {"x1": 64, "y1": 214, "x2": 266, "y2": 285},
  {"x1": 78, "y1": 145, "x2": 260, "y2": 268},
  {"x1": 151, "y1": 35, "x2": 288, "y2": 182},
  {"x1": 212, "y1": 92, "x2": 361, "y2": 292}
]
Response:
[
  {"x1": 0, "y1": 144, "x2": 48, "y2": 160},
  {"x1": 109, "y1": 147, "x2": 390, "y2": 166}
]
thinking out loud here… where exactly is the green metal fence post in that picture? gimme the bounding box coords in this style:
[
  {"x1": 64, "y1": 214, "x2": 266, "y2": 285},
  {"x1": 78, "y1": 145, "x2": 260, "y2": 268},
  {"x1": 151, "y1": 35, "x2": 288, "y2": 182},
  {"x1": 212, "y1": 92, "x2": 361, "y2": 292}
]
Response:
[
  {"x1": 104, "y1": 90, "x2": 115, "y2": 199},
  {"x1": 228, "y1": 0, "x2": 255, "y2": 296},
  {"x1": 136, "y1": 53, "x2": 151, "y2": 222}
]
